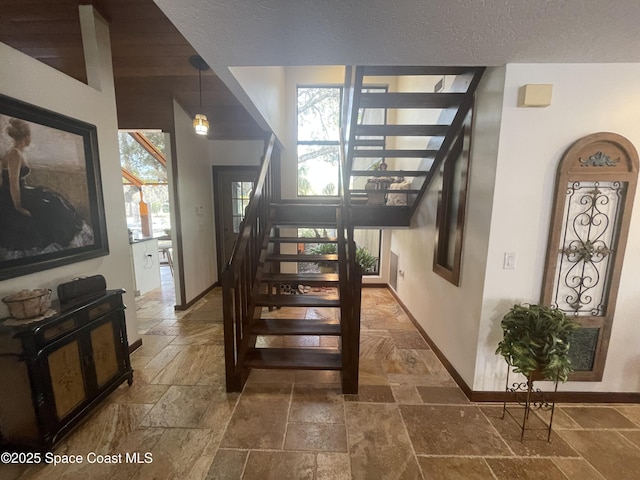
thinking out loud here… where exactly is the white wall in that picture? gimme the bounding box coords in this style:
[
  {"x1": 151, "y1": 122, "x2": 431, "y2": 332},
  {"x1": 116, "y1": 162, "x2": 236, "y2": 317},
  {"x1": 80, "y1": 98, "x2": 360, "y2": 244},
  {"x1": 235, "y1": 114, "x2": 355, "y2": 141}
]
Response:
[
  {"x1": 171, "y1": 100, "x2": 217, "y2": 304},
  {"x1": 228, "y1": 66, "x2": 286, "y2": 142},
  {"x1": 389, "y1": 68, "x2": 505, "y2": 386},
  {"x1": 0, "y1": 9, "x2": 140, "y2": 345},
  {"x1": 209, "y1": 139, "x2": 264, "y2": 166},
  {"x1": 475, "y1": 63, "x2": 640, "y2": 393}
]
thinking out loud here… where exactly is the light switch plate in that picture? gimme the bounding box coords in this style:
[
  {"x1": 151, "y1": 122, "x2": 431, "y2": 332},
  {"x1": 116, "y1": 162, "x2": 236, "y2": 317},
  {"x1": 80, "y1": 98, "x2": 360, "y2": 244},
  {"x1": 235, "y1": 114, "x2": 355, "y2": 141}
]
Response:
[{"x1": 503, "y1": 252, "x2": 516, "y2": 269}]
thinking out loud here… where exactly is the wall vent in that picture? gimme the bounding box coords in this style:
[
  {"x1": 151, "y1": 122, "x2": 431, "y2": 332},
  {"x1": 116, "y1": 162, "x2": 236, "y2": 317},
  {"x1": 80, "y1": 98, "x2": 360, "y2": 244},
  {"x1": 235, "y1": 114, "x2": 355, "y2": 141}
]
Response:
[{"x1": 390, "y1": 251, "x2": 399, "y2": 291}]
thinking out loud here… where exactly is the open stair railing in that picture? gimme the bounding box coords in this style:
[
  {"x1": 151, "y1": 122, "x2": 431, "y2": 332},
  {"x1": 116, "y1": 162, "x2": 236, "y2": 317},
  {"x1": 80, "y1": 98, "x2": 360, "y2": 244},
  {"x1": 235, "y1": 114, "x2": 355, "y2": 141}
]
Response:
[
  {"x1": 221, "y1": 65, "x2": 485, "y2": 393},
  {"x1": 344, "y1": 66, "x2": 485, "y2": 227},
  {"x1": 221, "y1": 133, "x2": 280, "y2": 391},
  {"x1": 339, "y1": 66, "x2": 363, "y2": 391},
  {"x1": 222, "y1": 121, "x2": 363, "y2": 392}
]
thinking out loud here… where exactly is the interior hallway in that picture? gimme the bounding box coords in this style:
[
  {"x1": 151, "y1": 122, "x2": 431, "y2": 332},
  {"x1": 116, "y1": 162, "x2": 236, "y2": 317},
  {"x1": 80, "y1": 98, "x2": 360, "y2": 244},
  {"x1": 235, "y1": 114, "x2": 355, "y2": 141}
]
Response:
[{"x1": 8, "y1": 265, "x2": 640, "y2": 480}]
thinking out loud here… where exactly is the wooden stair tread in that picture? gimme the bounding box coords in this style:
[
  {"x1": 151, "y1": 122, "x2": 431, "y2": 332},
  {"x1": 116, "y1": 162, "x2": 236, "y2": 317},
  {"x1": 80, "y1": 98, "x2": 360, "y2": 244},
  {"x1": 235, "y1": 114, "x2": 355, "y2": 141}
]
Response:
[
  {"x1": 251, "y1": 319, "x2": 340, "y2": 336},
  {"x1": 246, "y1": 348, "x2": 342, "y2": 370},
  {"x1": 362, "y1": 66, "x2": 479, "y2": 77},
  {"x1": 270, "y1": 202, "x2": 341, "y2": 207},
  {"x1": 353, "y1": 139, "x2": 386, "y2": 147},
  {"x1": 269, "y1": 236, "x2": 337, "y2": 243},
  {"x1": 271, "y1": 204, "x2": 338, "y2": 226},
  {"x1": 271, "y1": 221, "x2": 337, "y2": 227},
  {"x1": 349, "y1": 189, "x2": 421, "y2": 194},
  {"x1": 349, "y1": 204, "x2": 412, "y2": 227},
  {"x1": 350, "y1": 170, "x2": 427, "y2": 177},
  {"x1": 256, "y1": 294, "x2": 339, "y2": 308},
  {"x1": 266, "y1": 253, "x2": 338, "y2": 262},
  {"x1": 356, "y1": 124, "x2": 449, "y2": 137},
  {"x1": 352, "y1": 149, "x2": 437, "y2": 158},
  {"x1": 359, "y1": 92, "x2": 465, "y2": 109},
  {"x1": 262, "y1": 272, "x2": 339, "y2": 284}
]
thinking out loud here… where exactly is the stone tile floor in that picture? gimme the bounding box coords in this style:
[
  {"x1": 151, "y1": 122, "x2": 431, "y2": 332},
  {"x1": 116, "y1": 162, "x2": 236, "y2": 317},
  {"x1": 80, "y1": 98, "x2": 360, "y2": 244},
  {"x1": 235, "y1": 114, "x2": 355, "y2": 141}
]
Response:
[{"x1": 7, "y1": 266, "x2": 640, "y2": 479}]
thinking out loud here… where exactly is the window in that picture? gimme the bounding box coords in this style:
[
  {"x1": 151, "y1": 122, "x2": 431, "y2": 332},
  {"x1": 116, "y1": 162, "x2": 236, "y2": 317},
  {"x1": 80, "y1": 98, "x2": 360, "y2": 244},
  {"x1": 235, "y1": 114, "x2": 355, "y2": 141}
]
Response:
[
  {"x1": 296, "y1": 228, "x2": 381, "y2": 275},
  {"x1": 231, "y1": 181, "x2": 253, "y2": 233},
  {"x1": 433, "y1": 113, "x2": 472, "y2": 285},
  {"x1": 297, "y1": 87, "x2": 341, "y2": 196},
  {"x1": 353, "y1": 229, "x2": 382, "y2": 275},
  {"x1": 119, "y1": 132, "x2": 170, "y2": 239}
]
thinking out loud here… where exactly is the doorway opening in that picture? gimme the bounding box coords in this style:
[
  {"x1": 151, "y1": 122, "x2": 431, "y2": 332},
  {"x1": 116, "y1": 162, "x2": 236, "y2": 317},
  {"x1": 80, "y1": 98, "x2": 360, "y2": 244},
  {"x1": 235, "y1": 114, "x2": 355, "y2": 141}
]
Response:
[
  {"x1": 118, "y1": 131, "x2": 175, "y2": 301},
  {"x1": 212, "y1": 166, "x2": 259, "y2": 278}
]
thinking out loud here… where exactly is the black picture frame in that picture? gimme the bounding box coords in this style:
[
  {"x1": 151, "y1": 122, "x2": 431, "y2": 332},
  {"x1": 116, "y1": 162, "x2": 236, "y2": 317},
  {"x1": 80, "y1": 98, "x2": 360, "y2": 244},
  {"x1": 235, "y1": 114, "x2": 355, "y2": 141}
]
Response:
[{"x1": 0, "y1": 94, "x2": 109, "y2": 280}]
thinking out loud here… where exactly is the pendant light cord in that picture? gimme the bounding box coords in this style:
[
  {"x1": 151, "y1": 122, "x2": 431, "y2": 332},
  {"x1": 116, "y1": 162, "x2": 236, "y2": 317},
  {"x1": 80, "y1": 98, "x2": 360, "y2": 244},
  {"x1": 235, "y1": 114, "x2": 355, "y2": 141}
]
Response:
[{"x1": 199, "y1": 66, "x2": 203, "y2": 109}]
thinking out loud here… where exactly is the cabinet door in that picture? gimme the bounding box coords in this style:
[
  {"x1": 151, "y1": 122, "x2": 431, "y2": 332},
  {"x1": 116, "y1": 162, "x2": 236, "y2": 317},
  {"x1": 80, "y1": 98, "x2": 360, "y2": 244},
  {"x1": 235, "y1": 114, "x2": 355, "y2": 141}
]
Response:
[
  {"x1": 89, "y1": 319, "x2": 120, "y2": 388},
  {"x1": 47, "y1": 339, "x2": 87, "y2": 420}
]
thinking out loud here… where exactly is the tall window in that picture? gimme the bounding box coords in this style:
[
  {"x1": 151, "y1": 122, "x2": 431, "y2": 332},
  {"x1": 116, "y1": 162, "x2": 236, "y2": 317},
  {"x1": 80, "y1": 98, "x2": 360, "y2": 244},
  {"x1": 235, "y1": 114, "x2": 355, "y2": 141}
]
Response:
[
  {"x1": 433, "y1": 113, "x2": 472, "y2": 286},
  {"x1": 297, "y1": 87, "x2": 341, "y2": 196}
]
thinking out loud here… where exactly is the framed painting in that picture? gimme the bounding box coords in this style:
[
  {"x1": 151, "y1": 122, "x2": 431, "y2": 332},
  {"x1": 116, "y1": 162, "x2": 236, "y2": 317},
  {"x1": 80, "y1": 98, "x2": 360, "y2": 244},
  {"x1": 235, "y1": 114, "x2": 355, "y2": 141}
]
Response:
[{"x1": 0, "y1": 94, "x2": 109, "y2": 280}]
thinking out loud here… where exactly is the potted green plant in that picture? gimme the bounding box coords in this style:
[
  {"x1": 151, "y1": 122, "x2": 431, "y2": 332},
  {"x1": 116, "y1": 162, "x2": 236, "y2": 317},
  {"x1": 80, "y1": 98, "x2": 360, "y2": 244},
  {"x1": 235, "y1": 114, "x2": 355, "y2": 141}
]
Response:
[
  {"x1": 495, "y1": 304, "x2": 580, "y2": 383},
  {"x1": 309, "y1": 242, "x2": 338, "y2": 272},
  {"x1": 355, "y1": 246, "x2": 378, "y2": 274},
  {"x1": 309, "y1": 243, "x2": 378, "y2": 274}
]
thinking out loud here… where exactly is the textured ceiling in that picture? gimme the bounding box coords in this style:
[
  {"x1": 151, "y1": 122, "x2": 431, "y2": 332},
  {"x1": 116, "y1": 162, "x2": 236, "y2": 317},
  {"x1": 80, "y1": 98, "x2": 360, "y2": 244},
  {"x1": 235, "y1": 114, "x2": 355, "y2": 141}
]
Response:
[{"x1": 155, "y1": 0, "x2": 640, "y2": 68}]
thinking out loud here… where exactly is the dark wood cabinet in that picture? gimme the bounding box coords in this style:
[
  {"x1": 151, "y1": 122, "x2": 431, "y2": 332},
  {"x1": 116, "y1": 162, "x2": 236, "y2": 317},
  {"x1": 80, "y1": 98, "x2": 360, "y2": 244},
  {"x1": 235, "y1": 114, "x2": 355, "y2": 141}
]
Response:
[{"x1": 0, "y1": 290, "x2": 133, "y2": 450}]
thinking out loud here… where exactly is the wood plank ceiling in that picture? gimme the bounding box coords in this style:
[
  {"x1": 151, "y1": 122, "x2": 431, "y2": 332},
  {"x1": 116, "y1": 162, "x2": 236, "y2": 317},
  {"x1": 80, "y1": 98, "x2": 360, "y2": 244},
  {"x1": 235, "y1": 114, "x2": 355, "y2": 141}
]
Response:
[{"x1": 0, "y1": 0, "x2": 266, "y2": 139}]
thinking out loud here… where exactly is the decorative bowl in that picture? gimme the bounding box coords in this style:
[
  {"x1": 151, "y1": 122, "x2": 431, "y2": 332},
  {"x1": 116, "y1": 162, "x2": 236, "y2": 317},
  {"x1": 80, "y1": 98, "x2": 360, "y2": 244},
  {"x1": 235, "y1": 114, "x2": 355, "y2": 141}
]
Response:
[{"x1": 2, "y1": 288, "x2": 52, "y2": 319}]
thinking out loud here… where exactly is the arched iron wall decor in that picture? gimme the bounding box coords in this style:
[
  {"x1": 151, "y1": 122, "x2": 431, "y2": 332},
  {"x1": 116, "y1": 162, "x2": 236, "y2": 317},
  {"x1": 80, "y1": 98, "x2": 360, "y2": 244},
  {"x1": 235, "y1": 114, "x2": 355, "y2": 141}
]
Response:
[{"x1": 541, "y1": 132, "x2": 638, "y2": 381}]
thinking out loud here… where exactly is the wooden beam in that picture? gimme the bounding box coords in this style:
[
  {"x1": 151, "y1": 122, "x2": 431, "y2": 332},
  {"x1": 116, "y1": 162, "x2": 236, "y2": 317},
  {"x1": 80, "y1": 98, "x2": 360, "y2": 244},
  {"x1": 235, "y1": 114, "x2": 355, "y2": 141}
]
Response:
[
  {"x1": 129, "y1": 132, "x2": 166, "y2": 168},
  {"x1": 121, "y1": 167, "x2": 144, "y2": 188}
]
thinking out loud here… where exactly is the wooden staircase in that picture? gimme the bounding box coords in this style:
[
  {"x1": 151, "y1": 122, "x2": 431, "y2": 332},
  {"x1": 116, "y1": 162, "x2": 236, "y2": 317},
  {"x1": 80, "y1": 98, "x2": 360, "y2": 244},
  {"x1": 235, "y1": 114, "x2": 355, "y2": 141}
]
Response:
[
  {"x1": 343, "y1": 66, "x2": 485, "y2": 227},
  {"x1": 246, "y1": 202, "x2": 360, "y2": 392},
  {"x1": 222, "y1": 161, "x2": 362, "y2": 393},
  {"x1": 222, "y1": 65, "x2": 487, "y2": 394}
]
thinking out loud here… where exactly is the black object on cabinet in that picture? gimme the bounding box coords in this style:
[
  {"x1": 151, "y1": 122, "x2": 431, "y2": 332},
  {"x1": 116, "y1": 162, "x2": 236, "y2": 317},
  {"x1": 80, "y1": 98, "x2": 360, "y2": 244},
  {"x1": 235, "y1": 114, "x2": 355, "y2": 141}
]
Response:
[{"x1": 0, "y1": 289, "x2": 133, "y2": 450}]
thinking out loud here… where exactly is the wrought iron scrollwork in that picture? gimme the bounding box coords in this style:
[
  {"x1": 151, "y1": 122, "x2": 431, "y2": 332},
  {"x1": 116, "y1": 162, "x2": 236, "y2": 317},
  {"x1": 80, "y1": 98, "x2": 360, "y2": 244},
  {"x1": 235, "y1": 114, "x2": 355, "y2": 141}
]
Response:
[
  {"x1": 502, "y1": 366, "x2": 558, "y2": 442},
  {"x1": 579, "y1": 151, "x2": 618, "y2": 167},
  {"x1": 553, "y1": 181, "x2": 625, "y2": 316},
  {"x1": 542, "y1": 133, "x2": 639, "y2": 380},
  {"x1": 506, "y1": 381, "x2": 553, "y2": 411}
]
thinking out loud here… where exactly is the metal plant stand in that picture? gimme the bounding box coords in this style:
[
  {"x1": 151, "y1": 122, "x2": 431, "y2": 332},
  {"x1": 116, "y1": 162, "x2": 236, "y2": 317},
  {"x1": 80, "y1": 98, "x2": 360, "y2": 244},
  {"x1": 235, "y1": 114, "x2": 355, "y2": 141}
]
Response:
[{"x1": 501, "y1": 365, "x2": 559, "y2": 442}]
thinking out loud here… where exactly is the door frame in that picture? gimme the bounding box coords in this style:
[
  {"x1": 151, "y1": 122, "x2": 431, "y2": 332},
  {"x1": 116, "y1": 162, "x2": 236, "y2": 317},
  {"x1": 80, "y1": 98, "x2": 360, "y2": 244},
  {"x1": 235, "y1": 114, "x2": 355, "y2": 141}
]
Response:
[{"x1": 212, "y1": 165, "x2": 260, "y2": 279}]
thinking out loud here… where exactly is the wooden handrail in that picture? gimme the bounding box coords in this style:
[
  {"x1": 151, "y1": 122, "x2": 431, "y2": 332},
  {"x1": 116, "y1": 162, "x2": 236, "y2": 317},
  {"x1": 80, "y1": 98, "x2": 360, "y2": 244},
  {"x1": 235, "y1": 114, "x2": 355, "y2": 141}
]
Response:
[
  {"x1": 338, "y1": 66, "x2": 363, "y2": 393},
  {"x1": 225, "y1": 135, "x2": 276, "y2": 269}
]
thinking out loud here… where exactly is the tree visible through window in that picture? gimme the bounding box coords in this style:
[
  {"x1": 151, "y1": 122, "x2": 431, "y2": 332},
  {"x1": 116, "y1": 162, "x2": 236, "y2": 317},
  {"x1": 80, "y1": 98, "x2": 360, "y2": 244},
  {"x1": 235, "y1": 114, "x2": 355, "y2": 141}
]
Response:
[
  {"x1": 297, "y1": 87, "x2": 341, "y2": 196},
  {"x1": 119, "y1": 132, "x2": 170, "y2": 238}
]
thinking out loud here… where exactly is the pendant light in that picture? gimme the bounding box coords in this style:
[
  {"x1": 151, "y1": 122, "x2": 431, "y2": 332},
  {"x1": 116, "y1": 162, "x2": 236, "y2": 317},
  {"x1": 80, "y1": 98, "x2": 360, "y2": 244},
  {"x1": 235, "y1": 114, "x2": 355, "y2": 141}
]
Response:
[{"x1": 189, "y1": 55, "x2": 210, "y2": 136}]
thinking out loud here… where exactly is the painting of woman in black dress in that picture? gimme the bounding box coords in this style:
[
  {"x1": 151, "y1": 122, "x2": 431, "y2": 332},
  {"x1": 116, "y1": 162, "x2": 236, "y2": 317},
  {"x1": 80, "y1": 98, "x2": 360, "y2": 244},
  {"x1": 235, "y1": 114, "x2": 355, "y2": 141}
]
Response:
[
  {"x1": 0, "y1": 118, "x2": 95, "y2": 259},
  {"x1": 0, "y1": 96, "x2": 108, "y2": 279}
]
